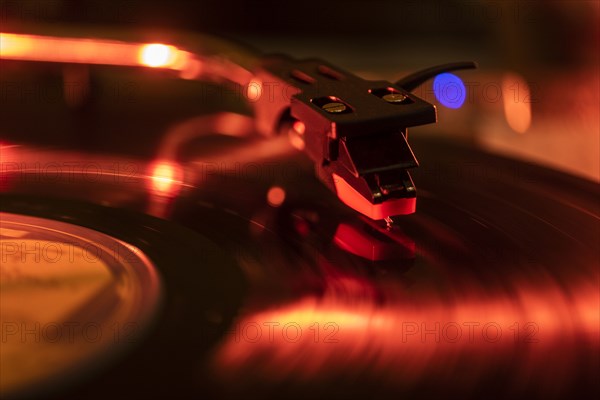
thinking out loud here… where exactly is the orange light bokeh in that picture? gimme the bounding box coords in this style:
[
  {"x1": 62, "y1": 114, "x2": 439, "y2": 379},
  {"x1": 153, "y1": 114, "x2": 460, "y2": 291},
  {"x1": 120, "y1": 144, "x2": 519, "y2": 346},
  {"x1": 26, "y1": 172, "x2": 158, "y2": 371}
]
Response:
[
  {"x1": 139, "y1": 43, "x2": 178, "y2": 68},
  {"x1": 148, "y1": 161, "x2": 184, "y2": 197},
  {"x1": 502, "y1": 73, "x2": 532, "y2": 134}
]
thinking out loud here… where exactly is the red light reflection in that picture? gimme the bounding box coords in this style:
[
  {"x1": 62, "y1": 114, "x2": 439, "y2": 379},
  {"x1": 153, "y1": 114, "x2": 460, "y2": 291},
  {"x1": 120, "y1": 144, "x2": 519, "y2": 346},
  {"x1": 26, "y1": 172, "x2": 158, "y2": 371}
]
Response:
[
  {"x1": 213, "y1": 272, "x2": 598, "y2": 396},
  {"x1": 267, "y1": 186, "x2": 286, "y2": 207}
]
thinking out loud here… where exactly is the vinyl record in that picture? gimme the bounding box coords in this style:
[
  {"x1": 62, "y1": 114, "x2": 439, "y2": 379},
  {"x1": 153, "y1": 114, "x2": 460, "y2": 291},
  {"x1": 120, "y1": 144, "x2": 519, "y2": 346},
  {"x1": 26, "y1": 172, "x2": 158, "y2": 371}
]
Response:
[{"x1": 0, "y1": 136, "x2": 598, "y2": 400}]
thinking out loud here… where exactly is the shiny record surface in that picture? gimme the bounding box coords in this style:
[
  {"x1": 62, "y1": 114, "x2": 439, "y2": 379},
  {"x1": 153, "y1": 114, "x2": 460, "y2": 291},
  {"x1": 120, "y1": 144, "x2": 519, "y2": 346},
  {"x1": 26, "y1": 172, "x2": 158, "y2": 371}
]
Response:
[{"x1": 0, "y1": 122, "x2": 598, "y2": 400}]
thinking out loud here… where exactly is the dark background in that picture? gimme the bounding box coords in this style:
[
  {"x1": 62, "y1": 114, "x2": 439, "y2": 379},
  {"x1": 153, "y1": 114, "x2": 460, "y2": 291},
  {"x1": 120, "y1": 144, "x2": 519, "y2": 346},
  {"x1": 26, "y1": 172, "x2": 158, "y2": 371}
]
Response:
[{"x1": 1, "y1": 0, "x2": 598, "y2": 69}]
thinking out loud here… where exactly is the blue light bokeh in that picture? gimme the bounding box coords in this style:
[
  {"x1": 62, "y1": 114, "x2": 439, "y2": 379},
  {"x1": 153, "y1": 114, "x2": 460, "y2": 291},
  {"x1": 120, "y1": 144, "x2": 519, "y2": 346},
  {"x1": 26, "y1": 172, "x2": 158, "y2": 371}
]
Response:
[{"x1": 433, "y1": 73, "x2": 466, "y2": 109}]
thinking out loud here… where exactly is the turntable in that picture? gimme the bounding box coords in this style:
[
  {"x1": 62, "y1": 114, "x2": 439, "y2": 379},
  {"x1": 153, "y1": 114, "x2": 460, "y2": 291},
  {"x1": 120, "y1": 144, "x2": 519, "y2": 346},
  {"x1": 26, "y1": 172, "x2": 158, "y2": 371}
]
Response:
[{"x1": 0, "y1": 2, "x2": 598, "y2": 399}]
